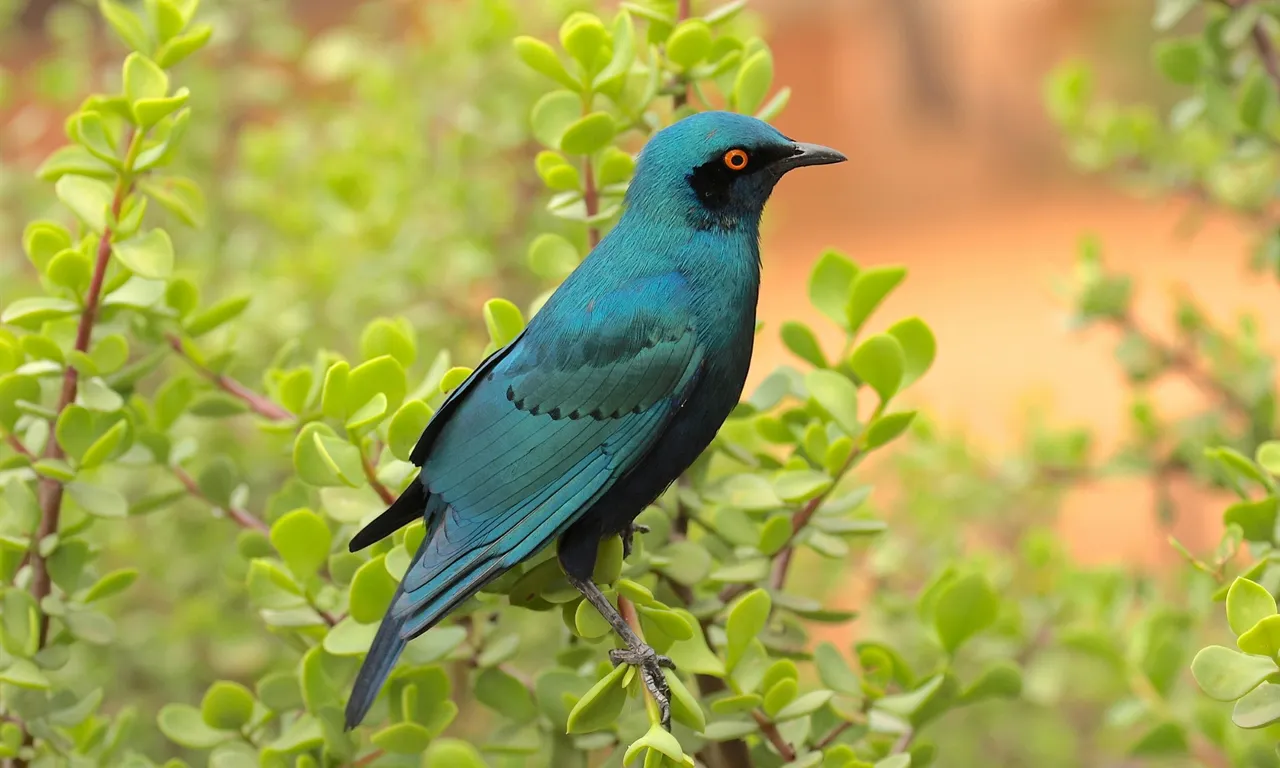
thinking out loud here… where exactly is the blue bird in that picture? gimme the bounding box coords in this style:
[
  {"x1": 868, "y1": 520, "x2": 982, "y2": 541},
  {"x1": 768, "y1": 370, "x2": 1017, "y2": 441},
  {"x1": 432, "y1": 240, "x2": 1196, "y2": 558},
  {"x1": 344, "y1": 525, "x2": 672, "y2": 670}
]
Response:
[{"x1": 344, "y1": 110, "x2": 844, "y2": 730}]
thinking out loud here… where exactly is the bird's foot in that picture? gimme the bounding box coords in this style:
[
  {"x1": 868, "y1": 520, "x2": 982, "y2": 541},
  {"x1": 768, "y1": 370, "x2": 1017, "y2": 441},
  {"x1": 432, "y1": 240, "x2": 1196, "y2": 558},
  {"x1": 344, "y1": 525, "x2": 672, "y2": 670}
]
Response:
[
  {"x1": 620, "y1": 523, "x2": 650, "y2": 559},
  {"x1": 609, "y1": 644, "x2": 676, "y2": 730}
]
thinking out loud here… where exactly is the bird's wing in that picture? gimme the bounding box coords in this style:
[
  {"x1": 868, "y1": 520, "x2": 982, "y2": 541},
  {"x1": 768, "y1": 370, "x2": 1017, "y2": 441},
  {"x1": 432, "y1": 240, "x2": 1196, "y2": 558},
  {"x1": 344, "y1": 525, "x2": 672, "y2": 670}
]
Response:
[{"x1": 392, "y1": 271, "x2": 703, "y2": 637}]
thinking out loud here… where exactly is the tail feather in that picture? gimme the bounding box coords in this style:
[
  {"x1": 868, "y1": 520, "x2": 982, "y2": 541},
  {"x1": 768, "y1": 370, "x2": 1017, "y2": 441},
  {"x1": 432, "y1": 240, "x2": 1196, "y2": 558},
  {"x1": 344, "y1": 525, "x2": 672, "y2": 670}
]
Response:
[
  {"x1": 349, "y1": 475, "x2": 427, "y2": 552},
  {"x1": 344, "y1": 589, "x2": 409, "y2": 729}
]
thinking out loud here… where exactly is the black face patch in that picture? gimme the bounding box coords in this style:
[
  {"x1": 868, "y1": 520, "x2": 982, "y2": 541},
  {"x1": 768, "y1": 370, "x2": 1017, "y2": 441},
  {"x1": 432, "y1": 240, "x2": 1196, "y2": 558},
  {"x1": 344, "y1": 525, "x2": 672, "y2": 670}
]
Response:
[{"x1": 686, "y1": 144, "x2": 797, "y2": 211}]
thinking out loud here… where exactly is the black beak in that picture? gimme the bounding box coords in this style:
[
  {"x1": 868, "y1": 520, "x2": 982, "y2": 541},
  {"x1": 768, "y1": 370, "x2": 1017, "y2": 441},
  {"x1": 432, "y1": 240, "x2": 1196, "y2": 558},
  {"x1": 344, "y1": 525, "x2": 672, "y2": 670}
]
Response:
[{"x1": 778, "y1": 142, "x2": 847, "y2": 172}]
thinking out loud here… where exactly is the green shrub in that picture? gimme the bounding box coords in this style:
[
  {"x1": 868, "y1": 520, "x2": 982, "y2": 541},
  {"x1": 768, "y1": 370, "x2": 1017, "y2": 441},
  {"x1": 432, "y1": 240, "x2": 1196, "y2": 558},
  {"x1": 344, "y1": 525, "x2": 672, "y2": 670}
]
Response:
[{"x1": 5, "y1": 0, "x2": 1280, "y2": 766}]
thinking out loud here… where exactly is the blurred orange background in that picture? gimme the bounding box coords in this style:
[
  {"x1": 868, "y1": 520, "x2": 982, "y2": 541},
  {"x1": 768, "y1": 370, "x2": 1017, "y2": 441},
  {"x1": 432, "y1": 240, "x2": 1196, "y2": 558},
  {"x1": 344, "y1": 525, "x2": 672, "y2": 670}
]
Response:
[{"x1": 5, "y1": 0, "x2": 1266, "y2": 567}]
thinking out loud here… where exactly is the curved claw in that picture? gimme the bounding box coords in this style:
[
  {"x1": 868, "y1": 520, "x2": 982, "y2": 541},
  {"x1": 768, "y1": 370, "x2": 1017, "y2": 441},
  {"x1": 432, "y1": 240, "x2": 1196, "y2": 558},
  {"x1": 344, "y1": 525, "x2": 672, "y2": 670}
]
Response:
[
  {"x1": 609, "y1": 646, "x2": 676, "y2": 731},
  {"x1": 621, "y1": 522, "x2": 650, "y2": 559}
]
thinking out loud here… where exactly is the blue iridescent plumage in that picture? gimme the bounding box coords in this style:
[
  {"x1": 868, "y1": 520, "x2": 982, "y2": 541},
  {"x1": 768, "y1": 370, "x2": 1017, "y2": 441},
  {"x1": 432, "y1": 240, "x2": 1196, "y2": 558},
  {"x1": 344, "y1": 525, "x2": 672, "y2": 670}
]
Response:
[{"x1": 344, "y1": 111, "x2": 844, "y2": 729}]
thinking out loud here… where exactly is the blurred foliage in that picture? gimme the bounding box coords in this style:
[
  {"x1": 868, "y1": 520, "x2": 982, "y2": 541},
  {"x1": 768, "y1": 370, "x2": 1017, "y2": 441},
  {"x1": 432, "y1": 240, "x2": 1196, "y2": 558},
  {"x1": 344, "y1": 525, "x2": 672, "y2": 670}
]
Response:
[{"x1": 9, "y1": 0, "x2": 1280, "y2": 766}]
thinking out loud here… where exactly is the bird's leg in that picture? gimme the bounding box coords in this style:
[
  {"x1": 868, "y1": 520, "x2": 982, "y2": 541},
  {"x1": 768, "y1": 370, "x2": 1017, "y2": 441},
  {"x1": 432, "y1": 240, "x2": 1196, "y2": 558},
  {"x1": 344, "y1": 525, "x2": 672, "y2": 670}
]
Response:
[
  {"x1": 620, "y1": 522, "x2": 650, "y2": 559},
  {"x1": 565, "y1": 572, "x2": 674, "y2": 730}
]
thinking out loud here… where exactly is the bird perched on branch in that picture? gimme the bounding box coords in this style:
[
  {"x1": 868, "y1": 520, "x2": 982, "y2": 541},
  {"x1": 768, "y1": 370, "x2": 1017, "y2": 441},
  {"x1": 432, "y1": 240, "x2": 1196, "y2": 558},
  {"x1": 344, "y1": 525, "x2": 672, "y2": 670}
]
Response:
[{"x1": 344, "y1": 110, "x2": 845, "y2": 730}]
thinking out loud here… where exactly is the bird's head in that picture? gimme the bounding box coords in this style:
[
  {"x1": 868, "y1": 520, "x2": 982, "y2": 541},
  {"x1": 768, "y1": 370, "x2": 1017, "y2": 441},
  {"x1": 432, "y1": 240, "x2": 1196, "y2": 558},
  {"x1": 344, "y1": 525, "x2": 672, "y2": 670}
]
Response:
[{"x1": 624, "y1": 111, "x2": 845, "y2": 232}]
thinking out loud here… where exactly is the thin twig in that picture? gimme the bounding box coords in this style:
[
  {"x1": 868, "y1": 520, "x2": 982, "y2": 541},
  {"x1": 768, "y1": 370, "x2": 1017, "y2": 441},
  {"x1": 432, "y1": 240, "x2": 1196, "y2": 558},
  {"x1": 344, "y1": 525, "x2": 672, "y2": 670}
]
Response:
[
  {"x1": 165, "y1": 333, "x2": 292, "y2": 422},
  {"x1": 5, "y1": 433, "x2": 32, "y2": 459},
  {"x1": 720, "y1": 447, "x2": 864, "y2": 603},
  {"x1": 171, "y1": 465, "x2": 269, "y2": 534},
  {"x1": 352, "y1": 749, "x2": 387, "y2": 767},
  {"x1": 750, "y1": 710, "x2": 797, "y2": 762},
  {"x1": 360, "y1": 445, "x2": 397, "y2": 506},
  {"x1": 583, "y1": 155, "x2": 601, "y2": 249},
  {"x1": 1114, "y1": 315, "x2": 1251, "y2": 418},
  {"x1": 816, "y1": 719, "x2": 855, "y2": 749}
]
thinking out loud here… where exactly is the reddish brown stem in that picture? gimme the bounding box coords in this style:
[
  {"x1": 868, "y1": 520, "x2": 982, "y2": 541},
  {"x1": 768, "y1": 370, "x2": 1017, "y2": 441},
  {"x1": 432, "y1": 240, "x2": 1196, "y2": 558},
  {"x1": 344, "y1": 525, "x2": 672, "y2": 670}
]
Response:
[
  {"x1": 361, "y1": 449, "x2": 396, "y2": 506},
  {"x1": 583, "y1": 156, "x2": 600, "y2": 248},
  {"x1": 165, "y1": 333, "x2": 292, "y2": 422},
  {"x1": 751, "y1": 710, "x2": 797, "y2": 762},
  {"x1": 172, "y1": 466, "x2": 269, "y2": 534},
  {"x1": 5, "y1": 434, "x2": 32, "y2": 459},
  {"x1": 29, "y1": 156, "x2": 134, "y2": 651},
  {"x1": 352, "y1": 749, "x2": 386, "y2": 767}
]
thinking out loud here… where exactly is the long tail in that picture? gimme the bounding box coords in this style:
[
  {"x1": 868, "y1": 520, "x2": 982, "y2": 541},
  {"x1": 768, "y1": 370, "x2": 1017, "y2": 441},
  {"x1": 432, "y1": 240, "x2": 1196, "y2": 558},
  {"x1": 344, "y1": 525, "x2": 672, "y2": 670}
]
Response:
[
  {"x1": 344, "y1": 580, "x2": 411, "y2": 729},
  {"x1": 344, "y1": 477, "x2": 431, "y2": 729}
]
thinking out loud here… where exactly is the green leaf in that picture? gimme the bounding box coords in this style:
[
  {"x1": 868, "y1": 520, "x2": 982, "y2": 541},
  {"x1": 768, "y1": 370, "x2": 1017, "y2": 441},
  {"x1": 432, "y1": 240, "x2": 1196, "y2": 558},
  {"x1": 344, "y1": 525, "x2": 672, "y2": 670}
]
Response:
[
  {"x1": 349, "y1": 555, "x2": 397, "y2": 624},
  {"x1": 423, "y1": 739, "x2": 487, "y2": 768},
  {"x1": 513, "y1": 36, "x2": 579, "y2": 89},
  {"x1": 1153, "y1": 0, "x2": 1198, "y2": 30},
  {"x1": 1239, "y1": 69, "x2": 1270, "y2": 130},
  {"x1": 774, "y1": 690, "x2": 833, "y2": 721},
  {"x1": 1239, "y1": 615, "x2": 1280, "y2": 657},
  {"x1": 667, "y1": 20, "x2": 712, "y2": 68},
  {"x1": 139, "y1": 175, "x2": 206, "y2": 227},
  {"x1": 0, "y1": 375, "x2": 39, "y2": 430},
  {"x1": 372, "y1": 722, "x2": 433, "y2": 754},
  {"x1": 733, "y1": 49, "x2": 774, "y2": 114},
  {"x1": 123, "y1": 52, "x2": 168, "y2": 104},
  {"x1": 846, "y1": 266, "x2": 907, "y2": 334},
  {"x1": 1233, "y1": 682, "x2": 1280, "y2": 729},
  {"x1": 1224, "y1": 497, "x2": 1279, "y2": 542},
  {"x1": 388, "y1": 400, "x2": 432, "y2": 462},
  {"x1": 850, "y1": 334, "x2": 905, "y2": 402},
  {"x1": 270, "y1": 508, "x2": 332, "y2": 576},
  {"x1": 566, "y1": 664, "x2": 628, "y2": 733},
  {"x1": 344, "y1": 355, "x2": 407, "y2": 418},
  {"x1": 185, "y1": 295, "x2": 250, "y2": 337},
  {"x1": 157, "y1": 704, "x2": 234, "y2": 749},
  {"x1": 360, "y1": 317, "x2": 416, "y2": 369},
  {"x1": 757, "y1": 514, "x2": 792, "y2": 556},
  {"x1": 1191, "y1": 645, "x2": 1278, "y2": 701},
  {"x1": 82, "y1": 568, "x2": 138, "y2": 602},
  {"x1": 725, "y1": 588, "x2": 770, "y2": 671},
  {"x1": 959, "y1": 661, "x2": 1022, "y2": 703},
  {"x1": 201, "y1": 681, "x2": 255, "y2": 730},
  {"x1": 345, "y1": 392, "x2": 387, "y2": 432},
  {"x1": 134, "y1": 88, "x2": 190, "y2": 128},
  {"x1": 1256, "y1": 441, "x2": 1280, "y2": 475},
  {"x1": 593, "y1": 10, "x2": 635, "y2": 88},
  {"x1": 483, "y1": 299, "x2": 525, "y2": 348},
  {"x1": 560, "y1": 12, "x2": 607, "y2": 65},
  {"x1": 475, "y1": 667, "x2": 537, "y2": 724},
  {"x1": 1127, "y1": 721, "x2": 1187, "y2": 757},
  {"x1": 1154, "y1": 38, "x2": 1202, "y2": 85},
  {"x1": 806, "y1": 370, "x2": 860, "y2": 436},
  {"x1": 933, "y1": 573, "x2": 998, "y2": 654},
  {"x1": 762, "y1": 678, "x2": 797, "y2": 717},
  {"x1": 2, "y1": 298, "x2": 78, "y2": 329},
  {"x1": 528, "y1": 233, "x2": 580, "y2": 280},
  {"x1": 864, "y1": 410, "x2": 917, "y2": 450},
  {"x1": 155, "y1": 24, "x2": 213, "y2": 68},
  {"x1": 80, "y1": 419, "x2": 128, "y2": 468},
  {"x1": 773, "y1": 469, "x2": 831, "y2": 503},
  {"x1": 439, "y1": 367, "x2": 472, "y2": 394},
  {"x1": 814, "y1": 643, "x2": 861, "y2": 695},
  {"x1": 56, "y1": 175, "x2": 114, "y2": 233},
  {"x1": 112, "y1": 229, "x2": 174, "y2": 279},
  {"x1": 36, "y1": 146, "x2": 115, "y2": 182},
  {"x1": 664, "y1": 671, "x2": 705, "y2": 732},
  {"x1": 70, "y1": 112, "x2": 120, "y2": 165},
  {"x1": 530, "y1": 90, "x2": 582, "y2": 149},
  {"x1": 1227, "y1": 578, "x2": 1276, "y2": 636},
  {"x1": 623, "y1": 722, "x2": 684, "y2": 765},
  {"x1": 257, "y1": 672, "x2": 304, "y2": 712},
  {"x1": 100, "y1": 0, "x2": 152, "y2": 52},
  {"x1": 66, "y1": 481, "x2": 127, "y2": 519},
  {"x1": 780, "y1": 322, "x2": 826, "y2": 368},
  {"x1": 886, "y1": 317, "x2": 936, "y2": 387},
  {"x1": 560, "y1": 112, "x2": 616, "y2": 155}
]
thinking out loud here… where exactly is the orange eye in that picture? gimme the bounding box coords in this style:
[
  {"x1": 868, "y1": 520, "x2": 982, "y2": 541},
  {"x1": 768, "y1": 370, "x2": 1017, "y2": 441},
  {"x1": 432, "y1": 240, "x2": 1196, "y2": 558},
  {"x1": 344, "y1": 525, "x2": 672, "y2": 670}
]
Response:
[{"x1": 723, "y1": 148, "x2": 749, "y2": 171}]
